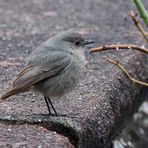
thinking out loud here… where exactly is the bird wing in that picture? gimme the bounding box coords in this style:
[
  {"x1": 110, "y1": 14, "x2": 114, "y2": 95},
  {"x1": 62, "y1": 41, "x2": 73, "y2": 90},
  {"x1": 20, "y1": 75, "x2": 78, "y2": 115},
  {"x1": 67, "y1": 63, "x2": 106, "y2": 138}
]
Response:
[{"x1": 12, "y1": 51, "x2": 71, "y2": 91}]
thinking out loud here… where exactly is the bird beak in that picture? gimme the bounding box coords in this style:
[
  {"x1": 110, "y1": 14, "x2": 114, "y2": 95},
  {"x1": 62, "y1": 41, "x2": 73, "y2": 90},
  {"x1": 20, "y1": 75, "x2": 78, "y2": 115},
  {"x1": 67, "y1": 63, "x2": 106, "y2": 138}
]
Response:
[{"x1": 85, "y1": 41, "x2": 95, "y2": 45}]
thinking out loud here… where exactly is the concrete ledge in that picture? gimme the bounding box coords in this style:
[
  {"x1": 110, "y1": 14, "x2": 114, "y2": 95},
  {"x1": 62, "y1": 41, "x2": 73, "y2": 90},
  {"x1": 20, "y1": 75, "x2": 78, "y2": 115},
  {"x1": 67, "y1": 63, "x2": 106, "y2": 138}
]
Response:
[{"x1": 0, "y1": 51, "x2": 147, "y2": 148}]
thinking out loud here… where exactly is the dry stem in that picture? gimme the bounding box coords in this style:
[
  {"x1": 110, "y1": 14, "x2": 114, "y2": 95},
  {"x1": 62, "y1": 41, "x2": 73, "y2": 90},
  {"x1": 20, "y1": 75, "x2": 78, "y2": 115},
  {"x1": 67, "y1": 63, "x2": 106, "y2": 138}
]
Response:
[
  {"x1": 107, "y1": 58, "x2": 148, "y2": 86},
  {"x1": 90, "y1": 44, "x2": 148, "y2": 54},
  {"x1": 130, "y1": 10, "x2": 148, "y2": 42}
]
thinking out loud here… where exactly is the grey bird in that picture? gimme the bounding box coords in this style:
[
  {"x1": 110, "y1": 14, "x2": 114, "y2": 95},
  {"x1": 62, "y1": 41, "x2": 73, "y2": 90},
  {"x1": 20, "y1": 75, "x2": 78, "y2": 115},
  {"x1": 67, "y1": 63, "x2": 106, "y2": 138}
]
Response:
[{"x1": 0, "y1": 30, "x2": 94, "y2": 116}]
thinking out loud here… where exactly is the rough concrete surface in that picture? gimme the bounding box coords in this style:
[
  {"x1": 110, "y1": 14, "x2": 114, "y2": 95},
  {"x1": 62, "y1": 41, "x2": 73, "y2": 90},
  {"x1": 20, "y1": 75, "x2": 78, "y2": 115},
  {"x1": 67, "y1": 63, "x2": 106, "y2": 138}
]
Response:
[
  {"x1": 0, "y1": 123, "x2": 74, "y2": 148},
  {"x1": 0, "y1": 0, "x2": 148, "y2": 148}
]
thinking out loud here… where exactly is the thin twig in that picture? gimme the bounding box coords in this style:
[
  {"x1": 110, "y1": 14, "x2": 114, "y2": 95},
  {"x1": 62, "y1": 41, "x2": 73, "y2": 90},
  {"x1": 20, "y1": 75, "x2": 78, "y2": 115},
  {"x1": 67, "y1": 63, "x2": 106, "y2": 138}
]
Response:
[
  {"x1": 130, "y1": 10, "x2": 148, "y2": 42},
  {"x1": 107, "y1": 58, "x2": 148, "y2": 86},
  {"x1": 90, "y1": 44, "x2": 148, "y2": 54}
]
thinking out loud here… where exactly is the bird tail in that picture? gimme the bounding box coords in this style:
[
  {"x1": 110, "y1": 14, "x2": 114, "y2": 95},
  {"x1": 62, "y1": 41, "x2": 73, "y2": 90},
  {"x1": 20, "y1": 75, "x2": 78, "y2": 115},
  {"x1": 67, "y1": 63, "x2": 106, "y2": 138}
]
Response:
[{"x1": 0, "y1": 87, "x2": 24, "y2": 100}]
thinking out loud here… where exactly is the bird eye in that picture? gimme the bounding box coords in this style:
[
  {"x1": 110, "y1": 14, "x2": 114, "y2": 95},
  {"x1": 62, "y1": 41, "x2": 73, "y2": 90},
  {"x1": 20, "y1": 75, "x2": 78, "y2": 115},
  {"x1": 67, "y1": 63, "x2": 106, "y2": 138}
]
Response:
[{"x1": 74, "y1": 41, "x2": 80, "y2": 46}]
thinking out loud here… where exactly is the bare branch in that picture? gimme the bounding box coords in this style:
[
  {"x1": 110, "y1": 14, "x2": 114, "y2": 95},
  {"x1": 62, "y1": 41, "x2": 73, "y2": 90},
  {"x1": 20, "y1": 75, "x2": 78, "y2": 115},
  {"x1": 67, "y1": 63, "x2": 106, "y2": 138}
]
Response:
[
  {"x1": 130, "y1": 10, "x2": 148, "y2": 42},
  {"x1": 107, "y1": 58, "x2": 148, "y2": 86},
  {"x1": 90, "y1": 44, "x2": 148, "y2": 54}
]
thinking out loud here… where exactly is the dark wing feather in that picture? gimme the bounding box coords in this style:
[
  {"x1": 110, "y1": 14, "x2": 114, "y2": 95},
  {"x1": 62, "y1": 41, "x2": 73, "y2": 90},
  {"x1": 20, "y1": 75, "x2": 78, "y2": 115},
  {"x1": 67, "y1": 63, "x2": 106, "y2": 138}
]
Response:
[{"x1": 13, "y1": 51, "x2": 71, "y2": 91}]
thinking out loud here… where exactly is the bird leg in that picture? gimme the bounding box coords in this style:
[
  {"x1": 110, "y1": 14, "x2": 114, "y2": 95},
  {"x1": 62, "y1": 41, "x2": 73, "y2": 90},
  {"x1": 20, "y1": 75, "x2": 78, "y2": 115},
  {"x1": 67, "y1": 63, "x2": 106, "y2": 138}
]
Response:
[
  {"x1": 44, "y1": 97, "x2": 51, "y2": 115},
  {"x1": 44, "y1": 96, "x2": 58, "y2": 117}
]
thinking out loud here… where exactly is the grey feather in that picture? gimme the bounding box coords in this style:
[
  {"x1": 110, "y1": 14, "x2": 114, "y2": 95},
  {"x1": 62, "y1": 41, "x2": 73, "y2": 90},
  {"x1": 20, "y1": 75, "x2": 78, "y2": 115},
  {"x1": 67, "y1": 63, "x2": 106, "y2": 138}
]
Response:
[
  {"x1": 13, "y1": 51, "x2": 71, "y2": 90},
  {"x1": 1, "y1": 30, "x2": 92, "y2": 102}
]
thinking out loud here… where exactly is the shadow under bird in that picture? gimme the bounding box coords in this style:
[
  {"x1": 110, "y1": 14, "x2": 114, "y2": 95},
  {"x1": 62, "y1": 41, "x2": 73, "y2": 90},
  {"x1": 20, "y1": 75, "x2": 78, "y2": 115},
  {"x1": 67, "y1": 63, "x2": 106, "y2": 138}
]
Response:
[{"x1": 0, "y1": 30, "x2": 94, "y2": 116}]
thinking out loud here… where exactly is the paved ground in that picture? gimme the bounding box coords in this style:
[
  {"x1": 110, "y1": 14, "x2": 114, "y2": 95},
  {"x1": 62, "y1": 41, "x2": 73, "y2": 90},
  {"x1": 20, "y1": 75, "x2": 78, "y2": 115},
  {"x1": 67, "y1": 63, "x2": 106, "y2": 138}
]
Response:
[{"x1": 0, "y1": 0, "x2": 148, "y2": 147}]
